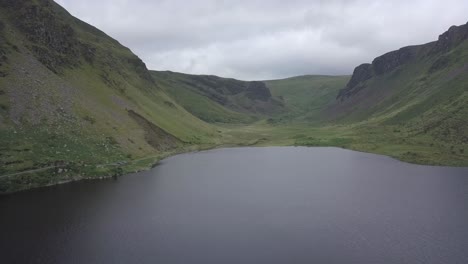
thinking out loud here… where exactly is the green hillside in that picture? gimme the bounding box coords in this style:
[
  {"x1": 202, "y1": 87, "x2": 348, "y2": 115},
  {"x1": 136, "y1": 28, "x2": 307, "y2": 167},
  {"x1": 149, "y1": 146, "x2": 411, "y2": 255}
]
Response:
[
  {"x1": 151, "y1": 70, "x2": 284, "y2": 123},
  {"x1": 265, "y1": 75, "x2": 349, "y2": 122},
  {"x1": 0, "y1": 0, "x2": 218, "y2": 193},
  {"x1": 329, "y1": 22, "x2": 468, "y2": 147},
  {"x1": 151, "y1": 71, "x2": 349, "y2": 124}
]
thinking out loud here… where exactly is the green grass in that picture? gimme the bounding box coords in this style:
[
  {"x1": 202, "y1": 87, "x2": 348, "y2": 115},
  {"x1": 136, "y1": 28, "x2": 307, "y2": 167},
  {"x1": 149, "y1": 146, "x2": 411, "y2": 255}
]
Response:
[
  {"x1": 151, "y1": 70, "x2": 284, "y2": 124},
  {"x1": 152, "y1": 71, "x2": 256, "y2": 123},
  {"x1": 219, "y1": 122, "x2": 468, "y2": 167},
  {"x1": 266, "y1": 75, "x2": 350, "y2": 122}
]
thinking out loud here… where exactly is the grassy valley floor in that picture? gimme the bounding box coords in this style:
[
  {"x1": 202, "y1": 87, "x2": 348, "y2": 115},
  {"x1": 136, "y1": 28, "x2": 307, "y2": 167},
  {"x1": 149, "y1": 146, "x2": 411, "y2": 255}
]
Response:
[{"x1": 221, "y1": 122, "x2": 468, "y2": 166}]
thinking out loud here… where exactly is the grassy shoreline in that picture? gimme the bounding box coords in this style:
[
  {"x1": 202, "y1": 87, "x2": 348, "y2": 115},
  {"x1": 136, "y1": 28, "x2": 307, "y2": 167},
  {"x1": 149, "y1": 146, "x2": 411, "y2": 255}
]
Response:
[{"x1": 1, "y1": 122, "x2": 467, "y2": 195}]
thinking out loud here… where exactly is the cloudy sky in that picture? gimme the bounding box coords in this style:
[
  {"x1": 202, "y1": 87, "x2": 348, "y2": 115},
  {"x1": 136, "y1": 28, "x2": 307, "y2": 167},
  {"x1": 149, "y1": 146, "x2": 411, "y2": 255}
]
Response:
[{"x1": 56, "y1": 0, "x2": 468, "y2": 80}]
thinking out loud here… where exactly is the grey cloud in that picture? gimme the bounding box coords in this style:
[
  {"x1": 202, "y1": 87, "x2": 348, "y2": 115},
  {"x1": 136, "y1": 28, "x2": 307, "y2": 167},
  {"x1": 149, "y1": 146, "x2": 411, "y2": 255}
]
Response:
[{"x1": 56, "y1": 0, "x2": 468, "y2": 80}]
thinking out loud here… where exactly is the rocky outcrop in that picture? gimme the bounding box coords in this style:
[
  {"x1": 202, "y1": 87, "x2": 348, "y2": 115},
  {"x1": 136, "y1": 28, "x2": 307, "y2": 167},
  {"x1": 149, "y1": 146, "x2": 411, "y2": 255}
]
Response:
[
  {"x1": 338, "y1": 46, "x2": 419, "y2": 100},
  {"x1": 0, "y1": 0, "x2": 97, "y2": 73},
  {"x1": 185, "y1": 75, "x2": 246, "y2": 96},
  {"x1": 371, "y1": 46, "x2": 417, "y2": 75},
  {"x1": 337, "y1": 22, "x2": 468, "y2": 101},
  {"x1": 0, "y1": 22, "x2": 8, "y2": 77},
  {"x1": 245, "y1": 81, "x2": 271, "y2": 101},
  {"x1": 179, "y1": 75, "x2": 274, "y2": 103},
  {"x1": 337, "y1": 63, "x2": 373, "y2": 99},
  {"x1": 431, "y1": 22, "x2": 468, "y2": 53},
  {"x1": 127, "y1": 57, "x2": 154, "y2": 84}
]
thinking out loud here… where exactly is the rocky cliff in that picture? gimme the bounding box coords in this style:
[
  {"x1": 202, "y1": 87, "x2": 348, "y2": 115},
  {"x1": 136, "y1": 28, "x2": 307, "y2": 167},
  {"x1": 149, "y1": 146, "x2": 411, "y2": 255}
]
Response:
[
  {"x1": 337, "y1": 22, "x2": 468, "y2": 100},
  {"x1": 329, "y1": 21, "x2": 468, "y2": 146}
]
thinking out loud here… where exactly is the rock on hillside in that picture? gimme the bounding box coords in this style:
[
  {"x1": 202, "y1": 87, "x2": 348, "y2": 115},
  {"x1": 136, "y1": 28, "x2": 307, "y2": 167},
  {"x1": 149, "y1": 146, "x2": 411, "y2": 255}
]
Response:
[
  {"x1": 329, "y1": 22, "x2": 468, "y2": 145},
  {"x1": 151, "y1": 71, "x2": 284, "y2": 123},
  {"x1": 337, "y1": 22, "x2": 468, "y2": 100}
]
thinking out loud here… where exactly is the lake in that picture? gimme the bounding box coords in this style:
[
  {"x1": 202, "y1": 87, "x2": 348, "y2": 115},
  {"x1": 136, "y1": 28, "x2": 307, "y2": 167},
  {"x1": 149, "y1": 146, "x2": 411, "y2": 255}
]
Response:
[{"x1": 1, "y1": 147, "x2": 468, "y2": 264}]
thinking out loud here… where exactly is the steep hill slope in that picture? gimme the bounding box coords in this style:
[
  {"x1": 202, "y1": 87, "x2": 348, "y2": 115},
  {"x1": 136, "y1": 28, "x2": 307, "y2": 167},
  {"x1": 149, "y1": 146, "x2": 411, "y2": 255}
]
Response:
[
  {"x1": 0, "y1": 0, "x2": 218, "y2": 193},
  {"x1": 329, "y1": 22, "x2": 468, "y2": 145},
  {"x1": 151, "y1": 70, "x2": 284, "y2": 123}
]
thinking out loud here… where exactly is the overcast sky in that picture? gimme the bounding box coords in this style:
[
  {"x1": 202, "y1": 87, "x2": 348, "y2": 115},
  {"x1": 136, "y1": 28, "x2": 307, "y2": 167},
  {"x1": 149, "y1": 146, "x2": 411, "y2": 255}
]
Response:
[{"x1": 56, "y1": 0, "x2": 468, "y2": 80}]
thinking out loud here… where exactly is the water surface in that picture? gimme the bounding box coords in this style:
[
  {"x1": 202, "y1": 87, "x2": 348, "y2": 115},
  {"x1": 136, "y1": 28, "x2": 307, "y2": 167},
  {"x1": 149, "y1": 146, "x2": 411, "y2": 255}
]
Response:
[{"x1": 1, "y1": 147, "x2": 468, "y2": 264}]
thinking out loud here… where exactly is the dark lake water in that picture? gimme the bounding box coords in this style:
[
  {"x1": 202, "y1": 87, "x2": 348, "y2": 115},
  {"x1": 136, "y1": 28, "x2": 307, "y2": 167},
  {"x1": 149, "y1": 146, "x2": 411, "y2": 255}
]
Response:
[{"x1": 1, "y1": 147, "x2": 468, "y2": 264}]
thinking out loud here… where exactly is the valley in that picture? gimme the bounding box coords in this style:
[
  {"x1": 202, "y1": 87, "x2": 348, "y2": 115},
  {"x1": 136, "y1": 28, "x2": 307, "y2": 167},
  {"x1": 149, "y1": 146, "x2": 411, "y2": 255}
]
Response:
[{"x1": 0, "y1": 0, "x2": 467, "y2": 193}]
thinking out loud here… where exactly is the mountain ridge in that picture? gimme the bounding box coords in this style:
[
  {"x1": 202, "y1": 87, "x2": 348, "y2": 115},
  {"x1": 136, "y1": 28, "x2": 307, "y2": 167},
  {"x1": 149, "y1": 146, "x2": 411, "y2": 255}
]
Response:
[
  {"x1": 327, "y1": 21, "x2": 468, "y2": 152},
  {"x1": 337, "y1": 21, "x2": 468, "y2": 101},
  {"x1": 151, "y1": 70, "x2": 285, "y2": 123}
]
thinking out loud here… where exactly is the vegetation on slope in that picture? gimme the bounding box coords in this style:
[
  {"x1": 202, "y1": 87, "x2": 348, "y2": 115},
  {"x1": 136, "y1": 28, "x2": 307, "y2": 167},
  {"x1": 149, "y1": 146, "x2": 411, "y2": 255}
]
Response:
[
  {"x1": 265, "y1": 75, "x2": 349, "y2": 123},
  {"x1": 0, "y1": 0, "x2": 218, "y2": 193},
  {"x1": 326, "y1": 21, "x2": 468, "y2": 158},
  {"x1": 151, "y1": 70, "x2": 285, "y2": 123}
]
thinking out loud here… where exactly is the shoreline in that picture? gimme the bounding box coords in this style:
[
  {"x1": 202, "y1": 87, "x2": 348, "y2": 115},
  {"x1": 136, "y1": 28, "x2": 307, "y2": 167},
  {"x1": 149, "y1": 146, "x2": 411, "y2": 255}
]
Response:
[{"x1": 2, "y1": 141, "x2": 467, "y2": 195}]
